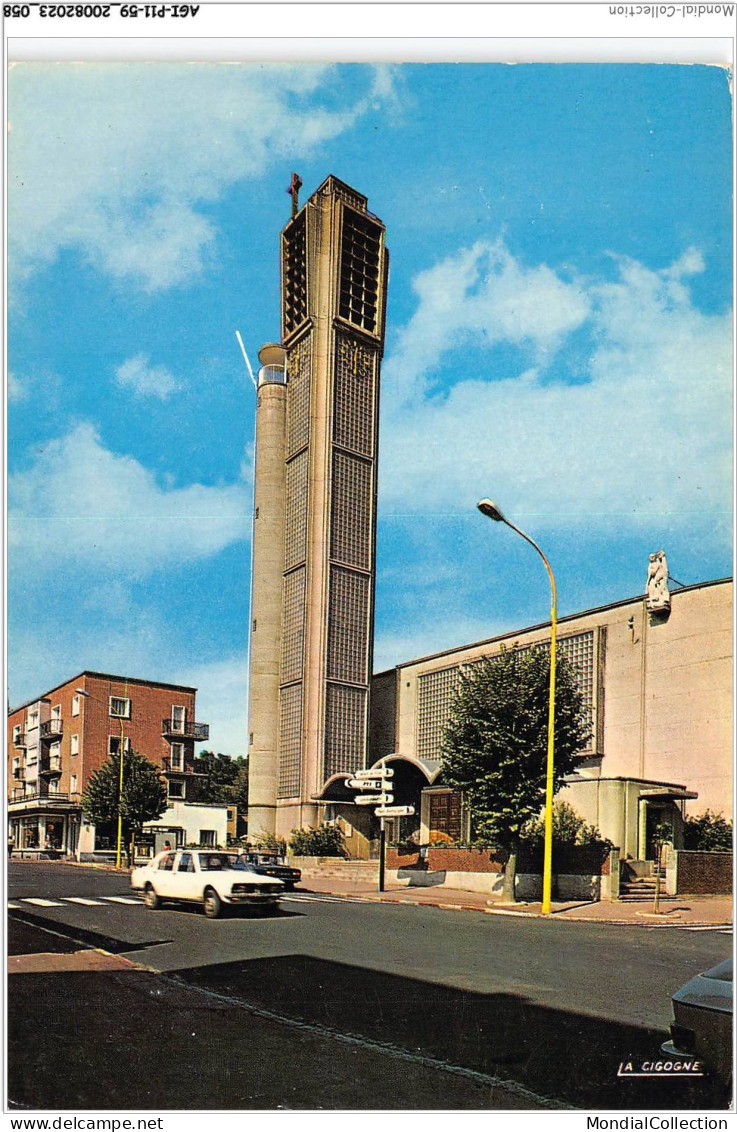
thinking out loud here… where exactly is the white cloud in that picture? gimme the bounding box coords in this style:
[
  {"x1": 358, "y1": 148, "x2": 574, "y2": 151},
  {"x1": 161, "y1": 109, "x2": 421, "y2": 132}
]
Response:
[
  {"x1": 384, "y1": 240, "x2": 591, "y2": 403},
  {"x1": 8, "y1": 422, "x2": 251, "y2": 575},
  {"x1": 173, "y1": 656, "x2": 250, "y2": 759},
  {"x1": 8, "y1": 63, "x2": 399, "y2": 292},
  {"x1": 7, "y1": 371, "x2": 27, "y2": 402},
  {"x1": 115, "y1": 354, "x2": 178, "y2": 399},
  {"x1": 380, "y1": 245, "x2": 732, "y2": 537}
]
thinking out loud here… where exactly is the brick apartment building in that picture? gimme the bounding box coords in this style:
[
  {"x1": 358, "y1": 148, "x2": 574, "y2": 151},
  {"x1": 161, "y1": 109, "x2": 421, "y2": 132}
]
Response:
[{"x1": 7, "y1": 670, "x2": 221, "y2": 857}]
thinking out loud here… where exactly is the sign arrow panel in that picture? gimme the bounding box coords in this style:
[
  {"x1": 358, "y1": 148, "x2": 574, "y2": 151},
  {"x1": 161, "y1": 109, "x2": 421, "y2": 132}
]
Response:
[
  {"x1": 374, "y1": 805, "x2": 415, "y2": 818},
  {"x1": 354, "y1": 793, "x2": 393, "y2": 806}
]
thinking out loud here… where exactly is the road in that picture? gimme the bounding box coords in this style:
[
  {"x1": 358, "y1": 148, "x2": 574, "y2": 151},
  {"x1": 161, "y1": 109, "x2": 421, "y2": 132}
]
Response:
[{"x1": 7, "y1": 861, "x2": 732, "y2": 1111}]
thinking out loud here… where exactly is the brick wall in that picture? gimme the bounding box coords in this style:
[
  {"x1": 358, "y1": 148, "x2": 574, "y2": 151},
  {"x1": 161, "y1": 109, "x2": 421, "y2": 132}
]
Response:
[{"x1": 674, "y1": 851, "x2": 732, "y2": 895}]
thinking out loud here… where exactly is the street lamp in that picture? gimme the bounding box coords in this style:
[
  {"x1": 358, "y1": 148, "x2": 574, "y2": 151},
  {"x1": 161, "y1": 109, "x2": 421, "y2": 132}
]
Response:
[
  {"x1": 77, "y1": 688, "x2": 127, "y2": 869},
  {"x1": 477, "y1": 499, "x2": 557, "y2": 916}
]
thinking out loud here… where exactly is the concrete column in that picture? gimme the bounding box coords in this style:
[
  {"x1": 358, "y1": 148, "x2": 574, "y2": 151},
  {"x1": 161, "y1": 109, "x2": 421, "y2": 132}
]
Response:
[
  {"x1": 299, "y1": 192, "x2": 333, "y2": 826},
  {"x1": 247, "y1": 346, "x2": 287, "y2": 839}
]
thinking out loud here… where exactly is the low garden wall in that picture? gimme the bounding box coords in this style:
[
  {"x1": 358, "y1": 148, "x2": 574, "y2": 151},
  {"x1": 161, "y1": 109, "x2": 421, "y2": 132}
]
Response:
[
  {"x1": 665, "y1": 850, "x2": 732, "y2": 896},
  {"x1": 387, "y1": 845, "x2": 616, "y2": 902}
]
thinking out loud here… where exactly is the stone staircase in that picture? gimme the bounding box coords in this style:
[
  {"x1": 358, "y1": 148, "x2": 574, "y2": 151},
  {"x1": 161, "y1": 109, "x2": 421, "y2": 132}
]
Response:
[{"x1": 619, "y1": 861, "x2": 666, "y2": 902}]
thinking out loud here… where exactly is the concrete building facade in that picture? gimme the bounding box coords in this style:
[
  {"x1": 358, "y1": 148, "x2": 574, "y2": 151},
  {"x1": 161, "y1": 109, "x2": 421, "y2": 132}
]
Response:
[
  {"x1": 364, "y1": 577, "x2": 732, "y2": 861},
  {"x1": 247, "y1": 175, "x2": 389, "y2": 839},
  {"x1": 7, "y1": 670, "x2": 218, "y2": 857}
]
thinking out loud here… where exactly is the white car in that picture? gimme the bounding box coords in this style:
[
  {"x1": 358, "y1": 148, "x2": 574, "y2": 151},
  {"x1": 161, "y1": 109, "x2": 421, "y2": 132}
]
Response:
[{"x1": 131, "y1": 849, "x2": 284, "y2": 918}]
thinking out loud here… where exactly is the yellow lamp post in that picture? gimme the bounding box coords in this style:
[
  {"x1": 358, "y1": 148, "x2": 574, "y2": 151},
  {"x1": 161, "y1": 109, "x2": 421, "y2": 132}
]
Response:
[{"x1": 477, "y1": 499, "x2": 557, "y2": 915}]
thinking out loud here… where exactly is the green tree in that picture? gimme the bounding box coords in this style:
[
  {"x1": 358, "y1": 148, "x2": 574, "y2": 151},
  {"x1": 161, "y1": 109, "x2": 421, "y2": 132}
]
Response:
[
  {"x1": 193, "y1": 750, "x2": 240, "y2": 804},
  {"x1": 684, "y1": 811, "x2": 733, "y2": 852},
  {"x1": 82, "y1": 749, "x2": 168, "y2": 866},
  {"x1": 441, "y1": 646, "x2": 590, "y2": 900},
  {"x1": 228, "y1": 758, "x2": 249, "y2": 809}
]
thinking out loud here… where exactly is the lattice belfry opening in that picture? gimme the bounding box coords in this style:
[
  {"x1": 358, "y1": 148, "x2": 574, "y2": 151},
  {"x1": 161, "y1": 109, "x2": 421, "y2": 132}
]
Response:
[
  {"x1": 339, "y1": 208, "x2": 382, "y2": 335},
  {"x1": 282, "y1": 211, "x2": 308, "y2": 339},
  {"x1": 278, "y1": 684, "x2": 303, "y2": 798}
]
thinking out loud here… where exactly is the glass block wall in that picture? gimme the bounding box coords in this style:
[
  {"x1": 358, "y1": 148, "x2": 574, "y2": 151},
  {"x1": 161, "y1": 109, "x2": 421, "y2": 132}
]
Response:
[{"x1": 416, "y1": 630, "x2": 598, "y2": 763}]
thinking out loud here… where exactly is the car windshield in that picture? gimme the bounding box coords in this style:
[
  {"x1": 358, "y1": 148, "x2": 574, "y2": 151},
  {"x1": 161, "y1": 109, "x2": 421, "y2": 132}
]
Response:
[
  {"x1": 197, "y1": 853, "x2": 241, "y2": 872},
  {"x1": 704, "y1": 959, "x2": 733, "y2": 983}
]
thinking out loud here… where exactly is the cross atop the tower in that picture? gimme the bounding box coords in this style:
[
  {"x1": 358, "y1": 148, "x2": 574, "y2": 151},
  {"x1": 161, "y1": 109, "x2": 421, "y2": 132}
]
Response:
[{"x1": 287, "y1": 172, "x2": 303, "y2": 219}]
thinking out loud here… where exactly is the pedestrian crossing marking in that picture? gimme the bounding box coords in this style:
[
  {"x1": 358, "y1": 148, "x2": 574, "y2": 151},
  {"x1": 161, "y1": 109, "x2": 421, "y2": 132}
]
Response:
[
  {"x1": 20, "y1": 898, "x2": 64, "y2": 907},
  {"x1": 64, "y1": 897, "x2": 105, "y2": 906},
  {"x1": 102, "y1": 896, "x2": 141, "y2": 904}
]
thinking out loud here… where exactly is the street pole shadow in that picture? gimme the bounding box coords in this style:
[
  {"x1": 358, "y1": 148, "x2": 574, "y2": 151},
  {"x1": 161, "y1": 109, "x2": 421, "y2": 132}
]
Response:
[{"x1": 173, "y1": 953, "x2": 731, "y2": 1111}]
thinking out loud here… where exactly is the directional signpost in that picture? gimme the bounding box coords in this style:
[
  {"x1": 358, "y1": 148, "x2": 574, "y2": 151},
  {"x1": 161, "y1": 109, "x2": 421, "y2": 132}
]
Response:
[{"x1": 349, "y1": 761, "x2": 414, "y2": 892}]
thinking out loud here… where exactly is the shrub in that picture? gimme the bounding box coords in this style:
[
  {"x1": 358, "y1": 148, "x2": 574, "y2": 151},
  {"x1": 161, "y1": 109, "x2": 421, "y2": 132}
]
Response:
[
  {"x1": 251, "y1": 830, "x2": 288, "y2": 856},
  {"x1": 521, "y1": 801, "x2": 612, "y2": 851},
  {"x1": 684, "y1": 811, "x2": 733, "y2": 852},
  {"x1": 289, "y1": 824, "x2": 345, "y2": 857}
]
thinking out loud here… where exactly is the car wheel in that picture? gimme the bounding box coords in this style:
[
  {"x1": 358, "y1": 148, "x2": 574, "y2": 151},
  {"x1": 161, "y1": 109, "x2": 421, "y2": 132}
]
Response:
[
  {"x1": 144, "y1": 884, "x2": 161, "y2": 910},
  {"x1": 203, "y1": 887, "x2": 222, "y2": 919}
]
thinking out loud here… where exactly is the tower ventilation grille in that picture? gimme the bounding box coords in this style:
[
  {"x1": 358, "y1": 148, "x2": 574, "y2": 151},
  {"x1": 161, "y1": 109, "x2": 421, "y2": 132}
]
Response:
[
  {"x1": 339, "y1": 209, "x2": 381, "y2": 334},
  {"x1": 283, "y1": 211, "x2": 308, "y2": 338}
]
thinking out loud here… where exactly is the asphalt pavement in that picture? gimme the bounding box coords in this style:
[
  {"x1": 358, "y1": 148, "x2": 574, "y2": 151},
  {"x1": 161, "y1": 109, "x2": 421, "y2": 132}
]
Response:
[{"x1": 6, "y1": 860, "x2": 734, "y2": 1112}]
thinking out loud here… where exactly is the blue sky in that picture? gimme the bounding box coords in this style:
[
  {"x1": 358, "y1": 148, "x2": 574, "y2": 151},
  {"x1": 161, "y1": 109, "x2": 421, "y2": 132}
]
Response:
[{"x1": 7, "y1": 62, "x2": 733, "y2": 755}]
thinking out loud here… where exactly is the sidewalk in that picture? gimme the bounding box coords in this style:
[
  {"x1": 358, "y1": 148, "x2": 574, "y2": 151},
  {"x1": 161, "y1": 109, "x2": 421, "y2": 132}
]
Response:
[{"x1": 300, "y1": 872, "x2": 733, "y2": 926}]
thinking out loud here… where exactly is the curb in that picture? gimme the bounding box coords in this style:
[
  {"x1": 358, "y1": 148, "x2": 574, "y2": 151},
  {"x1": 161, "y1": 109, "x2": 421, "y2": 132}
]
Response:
[{"x1": 303, "y1": 889, "x2": 732, "y2": 928}]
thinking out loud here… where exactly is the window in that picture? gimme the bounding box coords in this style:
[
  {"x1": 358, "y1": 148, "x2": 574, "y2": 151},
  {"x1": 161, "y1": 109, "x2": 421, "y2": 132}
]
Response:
[
  {"x1": 27, "y1": 708, "x2": 39, "y2": 729},
  {"x1": 170, "y1": 705, "x2": 186, "y2": 733},
  {"x1": 109, "y1": 697, "x2": 131, "y2": 719},
  {"x1": 199, "y1": 830, "x2": 217, "y2": 848},
  {"x1": 168, "y1": 781, "x2": 185, "y2": 800},
  {"x1": 72, "y1": 695, "x2": 81, "y2": 717},
  {"x1": 70, "y1": 774, "x2": 78, "y2": 794},
  {"x1": 177, "y1": 853, "x2": 194, "y2": 873},
  {"x1": 13, "y1": 724, "x2": 21, "y2": 745},
  {"x1": 169, "y1": 743, "x2": 184, "y2": 772},
  {"x1": 108, "y1": 736, "x2": 131, "y2": 755},
  {"x1": 71, "y1": 734, "x2": 79, "y2": 756},
  {"x1": 158, "y1": 853, "x2": 175, "y2": 871},
  {"x1": 51, "y1": 704, "x2": 62, "y2": 722}
]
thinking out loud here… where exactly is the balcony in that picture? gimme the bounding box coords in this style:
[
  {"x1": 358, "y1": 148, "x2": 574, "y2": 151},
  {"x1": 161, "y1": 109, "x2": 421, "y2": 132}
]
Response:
[
  {"x1": 12, "y1": 767, "x2": 23, "y2": 780},
  {"x1": 8, "y1": 790, "x2": 73, "y2": 810},
  {"x1": 40, "y1": 718, "x2": 63, "y2": 740},
  {"x1": 39, "y1": 754, "x2": 62, "y2": 775},
  {"x1": 162, "y1": 719, "x2": 209, "y2": 741},
  {"x1": 160, "y1": 756, "x2": 207, "y2": 775},
  {"x1": 13, "y1": 731, "x2": 27, "y2": 748}
]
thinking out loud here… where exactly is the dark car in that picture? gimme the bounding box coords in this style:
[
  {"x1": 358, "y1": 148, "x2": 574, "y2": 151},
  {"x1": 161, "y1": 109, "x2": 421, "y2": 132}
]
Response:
[
  {"x1": 661, "y1": 958, "x2": 733, "y2": 1084},
  {"x1": 241, "y1": 852, "x2": 302, "y2": 891}
]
